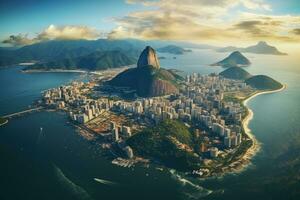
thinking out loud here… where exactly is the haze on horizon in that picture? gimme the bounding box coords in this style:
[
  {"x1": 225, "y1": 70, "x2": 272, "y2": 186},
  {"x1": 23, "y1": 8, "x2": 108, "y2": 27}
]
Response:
[{"x1": 1, "y1": 0, "x2": 300, "y2": 51}]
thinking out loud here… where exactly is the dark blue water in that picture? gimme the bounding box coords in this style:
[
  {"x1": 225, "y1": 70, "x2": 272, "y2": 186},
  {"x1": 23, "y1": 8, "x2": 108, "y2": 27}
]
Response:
[{"x1": 0, "y1": 49, "x2": 300, "y2": 200}]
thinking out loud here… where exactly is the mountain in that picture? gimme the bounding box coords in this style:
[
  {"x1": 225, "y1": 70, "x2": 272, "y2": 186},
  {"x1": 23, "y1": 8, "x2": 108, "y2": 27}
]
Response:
[
  {"x1": 0, "y1": 39, "x2": 217, "y2": 68},
  {"x1": 137, "y1": 46, "x2": 160, "y2": 69},
  {"x1": 219, "y1": 67, "x2": 252, "y2": 80},
  {"x1": 211, "y1": 51, "x2": 251, "y2": 67},
  {"x1": 217, "y1": 41, "x2": 287, "y2": 55},
  {"x1": 0, "y1": 39, "x2": 148, "y2": 67},
  {"x1": 127, "y1": 120, "x2": 199, "y2": 171},
  {"x1": 245, "y1": 75, "x2": 283, "y2": 90},
  {"x1": 108, "y1": 46, "x2": 182, "y2": 97},
  {"x1": 219, "y1": 67, "x2": 283, "y2": 90},
  {"x1": 157, "y1": 45, "x2": 192, "y2": 55},
  {"x1": 25, "y1": 50, "x2": 137, "y2": 71}
]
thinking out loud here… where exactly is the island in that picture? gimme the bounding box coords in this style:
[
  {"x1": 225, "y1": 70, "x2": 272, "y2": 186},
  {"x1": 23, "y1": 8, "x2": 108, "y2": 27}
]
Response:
[
  {"x1": 217, "y1": 41, "x2": 287, "y2": 55},
  {"x1": 30, "y1": 46, "x2": 284, "y2": 178},
  {"x1": 157, "y1": 45, "x2": 192, "y2": 55},
  {"x1": 211, "y1": 51, "x2": 251, "y2": 68}
]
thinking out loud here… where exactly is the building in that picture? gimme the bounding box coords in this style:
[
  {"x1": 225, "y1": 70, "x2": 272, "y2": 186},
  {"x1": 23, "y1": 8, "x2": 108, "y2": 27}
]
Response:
[
  {"x1": 122, "y1": 126, "x2": 132, "y2": 137},
  {"x1": 124, "y1": 146, "x2": 134, "y2": 158},
  {"x1": 224, "y1": 137, "x2": 231, "y2": 148},
  {"x1": 113, "y1": 128, "x2": 119, "y2": 141},
  {"x1": 210, "y1": 147, "x2": 219, "y2": 158}
]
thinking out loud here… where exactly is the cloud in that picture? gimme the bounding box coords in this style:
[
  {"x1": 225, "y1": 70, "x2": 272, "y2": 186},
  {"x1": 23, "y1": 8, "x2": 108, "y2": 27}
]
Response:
[
  {"x1": 2, "y1": 34, "x2": 38, "y2": 46},
  {"x1": 108, "y1": 0, "x2": 300, "y2": 44},
  {"x1": 37, "y1": 25, "x2": 100, "y2": 40},
  {"x1": 2, "y1": 25, "x2": 100, "y2": 46},
  {"x1": 291, "y1": 28, "x2": 300, "y2": 35}
]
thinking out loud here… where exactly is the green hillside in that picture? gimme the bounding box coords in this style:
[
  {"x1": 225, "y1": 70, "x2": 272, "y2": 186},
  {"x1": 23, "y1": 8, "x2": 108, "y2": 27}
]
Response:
[
  {"x1": 212, "y1": 51, "x2": 251, "y2": 67},
  {"x1": 245, "y1": 75, "x2": 283, "y2": 90},
  {"x1": 127, "y1": 120, "x2": 200, "y2": 170},
  {"x1": 157, "y1": 45, "x2": 192, "y2": 55},
  {"x1": 25, "y1": 50, "x2": 137, "y2": 70},
  {"x1": 219, "y1": 67, "x2": 252, "y2": 80}
]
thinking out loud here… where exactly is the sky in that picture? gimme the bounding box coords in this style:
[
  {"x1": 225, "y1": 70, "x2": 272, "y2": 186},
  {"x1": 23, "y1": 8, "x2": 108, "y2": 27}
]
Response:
[{"x1": 1, "y1": 0, "x2": 300, "y2": 47}]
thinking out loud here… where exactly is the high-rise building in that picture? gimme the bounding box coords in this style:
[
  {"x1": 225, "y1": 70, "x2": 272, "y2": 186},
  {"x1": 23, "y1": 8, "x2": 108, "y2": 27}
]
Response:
[{"x1": 113, "y1": 128, "x2": 119, "y2": 141}]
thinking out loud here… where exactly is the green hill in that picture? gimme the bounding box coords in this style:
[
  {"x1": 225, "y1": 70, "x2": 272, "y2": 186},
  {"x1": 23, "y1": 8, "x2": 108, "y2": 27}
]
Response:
[
  {"x1": 212, "y1": 51, "x2": 251, "y2": 67},
  {"x1": 245, "y1": 75, "x2": 283, "y2": 90},
  {"x1": 157, "y1": 45, "x2": 192, "y2": 55},
  {"x1": 26, "y1": 50, "x2": 137, "y2": 70},
  {"x1": 219, "y1": 67, "x2": 252, "y2": 80},
  {"x1": 109, "y1": 65, "x2": 181, "y2": 97},
  {"x1": 127, "y1": 120, "x2": 200, "y2": 170}
]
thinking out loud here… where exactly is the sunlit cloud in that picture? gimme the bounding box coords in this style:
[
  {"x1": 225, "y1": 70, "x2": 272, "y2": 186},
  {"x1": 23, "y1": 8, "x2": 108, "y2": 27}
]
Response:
[
  {"x1": 108, "y1": 0, "x2": 300, "y2": 44},
  {"x1": 2, "y1": 25, "x2": 100, "y2": 46}
]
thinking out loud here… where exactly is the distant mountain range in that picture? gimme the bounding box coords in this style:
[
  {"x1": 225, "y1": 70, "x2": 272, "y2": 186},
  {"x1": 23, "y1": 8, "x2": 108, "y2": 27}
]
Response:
[
  {"x1": 157, "y1": 45, "x2": 192, "y2": 55},
  {"x1": 108, "y1": 46, "x2": 182, "y2": 97},
  {"x1": 0, "y1": 39, "x2": 217, "y2": 69},
  {"x1": 211, "y1": 51, "x2": 251, "y2": 67},
  {"x1": 219, "y1": 67, "x2": 282, "y2": 90},
  {"x1": 25, "y1": 50, "x2": 137, "y2": 71},
  {"x1": 217, "y1": 41, "x2": 287, "y2": 55}
]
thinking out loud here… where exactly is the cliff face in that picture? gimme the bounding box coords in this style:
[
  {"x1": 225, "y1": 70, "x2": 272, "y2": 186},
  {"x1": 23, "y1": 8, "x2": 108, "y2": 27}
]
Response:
[
  {"x1": 108, "y1": 46, "x2": 180, "y2": 97},
  {"x1": 137, "y1": 46, "x2": 160, "y2": 69},
  {"x1": 150, "y1": 79, "x2": 179, "y2": 97}
]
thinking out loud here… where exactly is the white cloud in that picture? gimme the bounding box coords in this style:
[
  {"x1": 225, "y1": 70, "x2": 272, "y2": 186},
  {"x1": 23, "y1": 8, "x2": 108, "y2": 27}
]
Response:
[
  {"x1": 108, "y1": 0, "x2": 300, "y2": 44},
  {"x1": 2, "y1": 25, "x2": 100, "y2": 46}
]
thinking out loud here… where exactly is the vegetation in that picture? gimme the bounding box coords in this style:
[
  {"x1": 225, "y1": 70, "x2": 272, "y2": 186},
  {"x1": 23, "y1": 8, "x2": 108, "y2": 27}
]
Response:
[
  {"x1": 212, "y1": 51, "x2": 251, "y2": 67},
  {"x1": 157, "y1": 45, "x2": 192, "y2": 55},
  {"x1": 109, "y1": 65, "x2": 181, "y2": 97},
  {"x1": 246, "y1": 75, "x2": 283, "y2": 90},
  {"x1": 0, "y1": 39, "x2": 144, "y2": 67},
  {"x1": 219, "y1": 66, "x2": 252, "y2": 80},
  {"x1": 25, "y1": 50, "x2": 137, "y2": 71},
  {"x1": 127, "y1": 120, "x2": 201, "y2": 171},
  {"x1": 0, "y1": 117, "x2": 7, "y2": 125}
]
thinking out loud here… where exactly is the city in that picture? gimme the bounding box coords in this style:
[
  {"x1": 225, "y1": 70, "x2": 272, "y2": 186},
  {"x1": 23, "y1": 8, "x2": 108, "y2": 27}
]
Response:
[{"x1": 41, "y1": 70, "x2": 256, "y2": 177}]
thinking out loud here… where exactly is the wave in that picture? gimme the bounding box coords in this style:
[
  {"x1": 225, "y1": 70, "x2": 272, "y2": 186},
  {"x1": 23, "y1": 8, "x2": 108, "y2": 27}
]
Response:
[
  {"x1": 53, "y1": 164, "x2": 93, "y2": 200},
  {"x1": 169, "y1": 169, "x2": 213, "y2": 199}
]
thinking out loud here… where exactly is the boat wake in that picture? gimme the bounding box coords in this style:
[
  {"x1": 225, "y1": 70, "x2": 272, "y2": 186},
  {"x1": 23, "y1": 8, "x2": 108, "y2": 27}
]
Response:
[
  {"x1": 53, "y1": 164, "x2": 93, "y2": 200},
  {"x1": 94, "y1": 178, "x2": 117, "y2": 186}
]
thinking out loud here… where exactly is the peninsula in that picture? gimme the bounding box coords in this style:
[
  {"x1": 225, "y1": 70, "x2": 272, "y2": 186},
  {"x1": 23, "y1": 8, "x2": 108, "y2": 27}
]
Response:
[{"x1": 34, "y1": 46, "x2": 284, "y2": 178}]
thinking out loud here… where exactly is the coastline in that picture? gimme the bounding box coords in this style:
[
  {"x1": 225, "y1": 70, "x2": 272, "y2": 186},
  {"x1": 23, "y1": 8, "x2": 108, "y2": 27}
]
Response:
[
  {"x1": 0, "y1": 118, "x2": 8, "y2": 127},
  {"x1": 22, "y1": 69, "x2": 88, "y2": 73},
  {"x1": 21, "y1": 65, "x2": 135, "y2": 74},
  {"x1": 236, "y1": 84, "x2": 287, "y2": 172}
]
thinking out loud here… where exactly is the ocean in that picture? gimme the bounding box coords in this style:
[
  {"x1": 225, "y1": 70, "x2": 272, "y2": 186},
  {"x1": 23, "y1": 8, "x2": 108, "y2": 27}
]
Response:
[{"x1": 0, "y1": 49, "x2": 299, "y2": 200}]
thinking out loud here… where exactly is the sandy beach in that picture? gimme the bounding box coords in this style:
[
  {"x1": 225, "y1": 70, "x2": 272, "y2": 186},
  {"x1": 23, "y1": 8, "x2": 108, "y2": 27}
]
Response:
[{"x1": 238, "y1": 84, "x2": 287, "y2": 170}]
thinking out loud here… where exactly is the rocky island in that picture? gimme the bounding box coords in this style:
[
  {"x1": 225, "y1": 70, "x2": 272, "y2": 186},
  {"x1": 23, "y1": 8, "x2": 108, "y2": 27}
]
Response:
[
  {"x1": 211, "y1": 51, "x2": 251, "y2": 68},
  {"x1": 157, "y1": 45, "x2": 192, "y2": 55},
  {"x1": 217, "y1": 41, "x2": 287, "y2": 55}
]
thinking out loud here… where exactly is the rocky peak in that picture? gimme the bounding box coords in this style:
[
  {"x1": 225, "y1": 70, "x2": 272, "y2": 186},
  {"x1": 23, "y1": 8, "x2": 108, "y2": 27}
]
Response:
[
  {"x1": 257, "y1": 41, "x2": 268, "y2": 46},
  {"x1": 137, "y1": 46, "x2": 160, "y2": 69}
]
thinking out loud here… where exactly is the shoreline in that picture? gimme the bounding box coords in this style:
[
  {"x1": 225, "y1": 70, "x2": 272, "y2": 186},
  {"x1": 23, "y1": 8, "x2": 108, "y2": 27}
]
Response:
[
  {"x1": 202, "y1": 84, "x2": 287, "y2": 178},
  {"x1": 22, "y1": 69, "x2": 88, "y2": 73},
  {"x1": 21, "y1": 65, "x2": 134, "y2": 74},
  {"x1": 0, "y1": 119, "x2": 8, "y2": 127},
  {"x1": 237, "y1": 84, "x2": 287, "y2": 171}
]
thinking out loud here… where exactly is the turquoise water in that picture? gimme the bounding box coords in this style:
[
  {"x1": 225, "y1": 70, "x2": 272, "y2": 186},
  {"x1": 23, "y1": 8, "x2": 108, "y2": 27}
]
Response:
[{"x1": 0, "y1": 50, "x2": 299, "y2": 200}]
